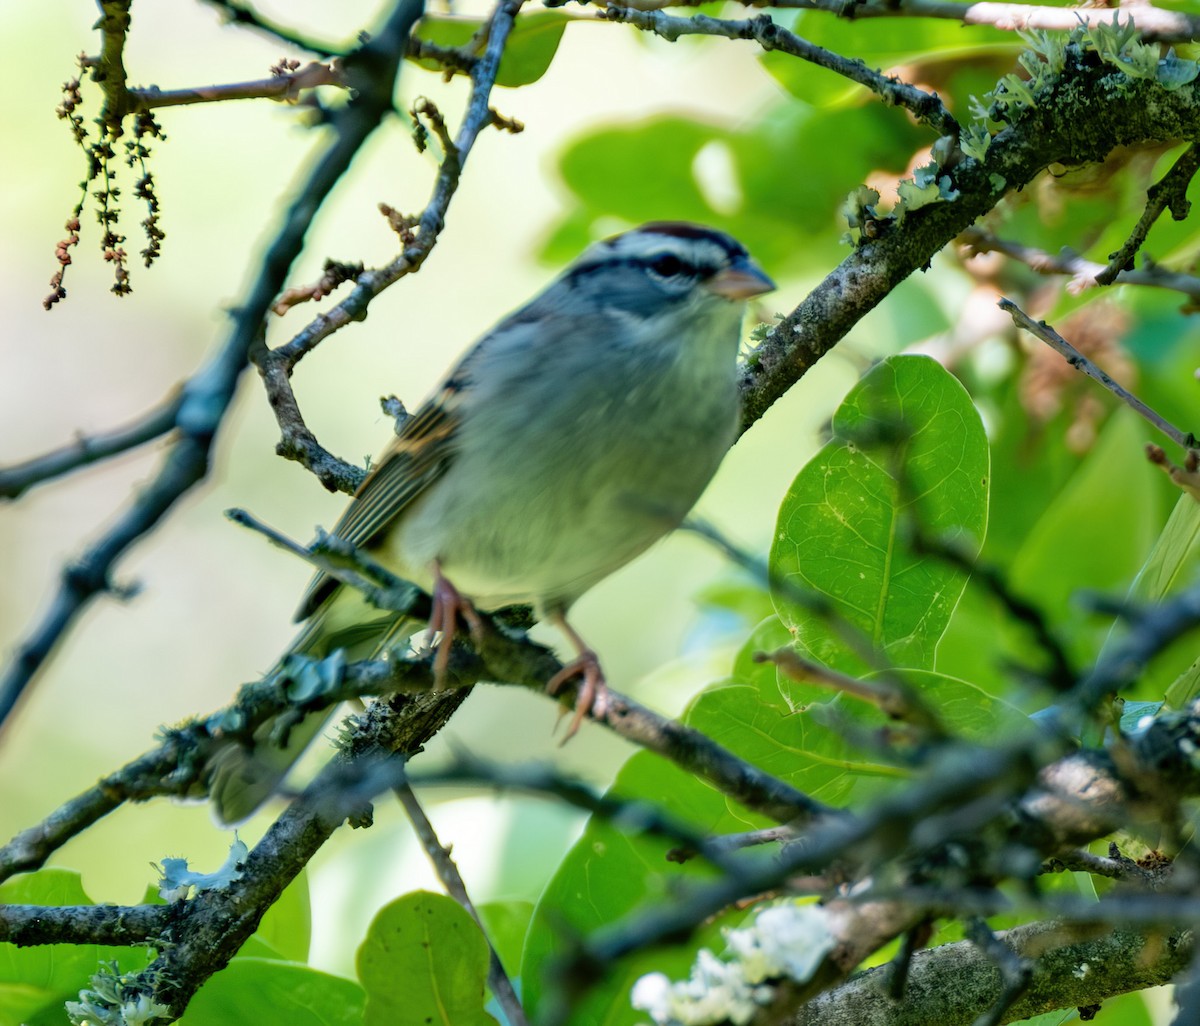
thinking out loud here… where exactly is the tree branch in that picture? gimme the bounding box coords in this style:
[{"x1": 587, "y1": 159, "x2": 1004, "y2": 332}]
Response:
[
  {"x1": 792, "y1": 920, "x2": 1192, "y2": 1026},
  {"x1": 0, "y1": 393, "x2": 182, "y2": 500},
  {"x1": 603, "y1": 7, "x2": 958, "y2": 137},
  {"x1": 610, "y1": 0, "x2": 1200, "y2": 45},
  {"x1": 255, "y1": 0, "x2": 527, "y2": 493},
  {"x1": 738, "y1": 45, "x2": 1200, "y2": 429},
  {"x1": 0, "y1": 0, "x2": 429, "y2": 734}
]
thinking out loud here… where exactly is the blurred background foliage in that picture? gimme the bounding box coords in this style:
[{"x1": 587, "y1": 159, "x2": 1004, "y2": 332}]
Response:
[{"x1": 2, "y1": 0, "x2": 1199, "y2": 1022}]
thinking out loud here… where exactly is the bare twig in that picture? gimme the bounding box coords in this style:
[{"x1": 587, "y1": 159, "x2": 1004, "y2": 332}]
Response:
[
  {"x1": 608, "y1": 0, "x2": 1200, "y2": 44},
  {"x1": 130, "y1": 60, "x2": 345, "y2": 110},
  {"x1": 0, "y1": 393, "x2": 182, "y2": 500},
  {"x1": 759, "y1": 647, "x2": 945, "y2": 731},
  {"x1": 1046, "y1": 845, "x2": 1160, "y2": 884},
  {"x1": 1097, "y1": 143, "x2": 1200, "y2": 285},
  {"x1": 603, "y1": 7, "x2": 958, "y2": 137},
  {"x1": 961, "y1": 227, "x2": 1200, "y2": 305},
  {"x1": 256, "y1": 0, "x2": 527, "y2": 493},
  {"x1": 394, "y1": 778, "x2": 529, "y2": 1026},
  {"x1": 198, "y1": 0, "x2": 345, "y2": 56},
  {"x1": 1000, "y1": 297, "x2": 1197, "y2": 450}
]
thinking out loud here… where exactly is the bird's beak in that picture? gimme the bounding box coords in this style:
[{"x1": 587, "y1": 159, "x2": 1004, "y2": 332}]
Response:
[{"x1": 705, "y1": 256, "x2": 775, "y2": 301}]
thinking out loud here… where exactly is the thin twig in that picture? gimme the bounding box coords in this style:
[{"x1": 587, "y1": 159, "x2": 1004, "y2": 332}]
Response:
[
  {"x1": 226, "y1": 507, "x2": 427, "y2": 616},
  {"x1": 256, "y1": 0, "x2": 527, "y2": 493},
  {"x1": 1097, "y1": 143, "x2": 1200, "y2": 285},
  {"x1": 0, "y1": 0, "x2": 426, "y2": 733},
  {"x1": 759, "y1": 647, "x2": 946, "y2": 731},
  {"x1": 1000, "y1": 298, "x2": 1198, "y2": 450},
  {"x1": 602, "y1": 6, "x2": 958, "y2": 137},
  {"x1": 131, "y1": 61, "x2": 345, "y2": 110},
  {"x1": 1045, "y1": 846, "x2": 1157, "y2": 884},
  {"x1": 607, "y1": 0, "x2": 1200, "y2": 44},
  {"x1": 394, "y1": 778, "x2": 529, "y2": 1026},
  {"x1": 0, "y1": 393, "x2": 182, "y2": 500},
  {"x1": 961, "y1": 227, "x2": 1200, "y2": 304},
  {"x1": 197, "y1": 0, "x2": 346, "y2": 56}
]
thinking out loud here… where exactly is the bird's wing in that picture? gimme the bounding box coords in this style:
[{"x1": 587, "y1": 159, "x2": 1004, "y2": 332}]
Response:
[{"x1": 293, "y1": 379, "x2": 465, "y2": 622}]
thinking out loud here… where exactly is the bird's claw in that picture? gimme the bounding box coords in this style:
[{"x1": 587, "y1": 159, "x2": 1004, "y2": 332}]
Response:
[{"x1": 547, "y1": 648, "x2": 608, "y2": 742}]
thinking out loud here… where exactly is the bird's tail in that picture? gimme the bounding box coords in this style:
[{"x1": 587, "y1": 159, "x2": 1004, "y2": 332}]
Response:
[{"x1": 208, "y1": 606, "x2": 418, "y2": 825}]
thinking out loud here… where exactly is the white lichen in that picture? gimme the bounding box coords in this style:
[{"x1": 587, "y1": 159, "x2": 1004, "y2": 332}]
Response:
[{"x1": 631, "y1": 902, "x2": 836, "y2": 1026}]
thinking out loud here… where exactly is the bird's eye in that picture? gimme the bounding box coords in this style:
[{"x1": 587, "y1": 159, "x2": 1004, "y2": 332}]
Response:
[{"x1": 647, "y1": 254, "x2": 688, "y2": 279}]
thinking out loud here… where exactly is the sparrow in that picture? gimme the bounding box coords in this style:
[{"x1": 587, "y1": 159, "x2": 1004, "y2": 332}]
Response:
[{"x1": 209, "y1": 221, "x2": 774, "y2": 823}]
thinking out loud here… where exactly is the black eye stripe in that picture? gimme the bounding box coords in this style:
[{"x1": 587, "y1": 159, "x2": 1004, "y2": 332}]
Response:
[{"x1": 568, "y1": 255, "x2": 715, "y2": 285}]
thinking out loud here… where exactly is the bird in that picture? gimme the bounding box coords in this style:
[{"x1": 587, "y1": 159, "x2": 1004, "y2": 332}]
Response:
[{"x1": 208, "y1": 221, "x2": 774, "y2": 824}]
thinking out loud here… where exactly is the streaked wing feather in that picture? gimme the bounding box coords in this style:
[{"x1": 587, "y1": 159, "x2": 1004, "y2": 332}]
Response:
[{"x1": 293, "y1": 397, "x2": 459, "y2": 621}]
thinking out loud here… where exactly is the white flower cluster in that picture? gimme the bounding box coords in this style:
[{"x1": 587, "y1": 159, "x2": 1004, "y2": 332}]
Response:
[{"x1": 631, "y1": 903, "x2": 835, "y2": 1026}]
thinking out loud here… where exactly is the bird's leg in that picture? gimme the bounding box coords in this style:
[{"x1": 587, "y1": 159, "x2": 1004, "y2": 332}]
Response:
[
  {"x1": 545, "y1": 611, "x2": 609, "y2": 740},
  {"x1": 427, "y1": 563, "x2": 482, "y2": 687}
]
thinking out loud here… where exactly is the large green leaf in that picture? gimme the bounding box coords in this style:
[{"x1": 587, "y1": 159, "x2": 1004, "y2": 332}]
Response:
[
  {"x1": 520, "y1": 616, "x2": 902, "y2": 1022},
  {"x1": 557, "y1": 117, "x2": 728, "y2": 228},
  {"x1": 409, "y1": 11, "x2": 569, "y2": 88},
  {"x1": 769, "y1": 354, "x2": 990, "y2": 675},
  {"x1": 1010, "y1": 409, "x2": 1162, "y2": 670},
  {"x1": 357, "y1": 891, "x2": 497, "y2": 1026},
  {"x1": 0, "y1": 869, "x2": 153, "y2": 1026},
  {"x1": 181, "y1": 960, "x2": 364, "y2": 1026}
]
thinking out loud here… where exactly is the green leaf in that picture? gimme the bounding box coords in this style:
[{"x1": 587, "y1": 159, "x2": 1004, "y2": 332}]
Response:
[
  {"x1": 1011, "y1": 410, "x2": 1162, "y2": 670},
  {"x1": 1107, "y1": 493, "x2": 1200, "y2": 703},
  {"x1": 476, "y1": 901, "x2": 532, "y2": 981},
  {"x1": 557, "y1": 117, "x2": 728, "y2": 227},
  {"x1": 410, "y1": 12, "x2": 569, "y2": 87},
  {"x1": 357, "y1": 892, "x2": 497, "y2": 1026},
  {"x1": 769, "y1": 354, "x2": 990, "y2": 675},
  {"x1": 180, "y1": 959, "x2": 364, "y2": 1026},
  {"x1": 0, "y1": 869, "x2": 153, "y2": 1026},
  {"x1": 880, "y1": 669, "x2": 1028, "y2": 738},
  {"x1": 234, "y1": 870, "x2": 311, "y2": 963}
]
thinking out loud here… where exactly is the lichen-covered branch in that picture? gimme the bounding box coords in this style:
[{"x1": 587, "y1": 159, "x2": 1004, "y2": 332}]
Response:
[
  {"x1": 608, "y1": 0, "x2": 1200, "y2": 44},
  {"x1": 603, "y1": 6, "x2": 958, "y2": 136},
  {"x1": 738, "y1": 40, "x2": 1200, "y2": 428}
]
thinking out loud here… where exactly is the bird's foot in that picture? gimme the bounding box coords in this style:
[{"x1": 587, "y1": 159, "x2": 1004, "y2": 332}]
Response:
[
  {"x1": 426, "y1": 566, "x2": 482, "y2": 688},
  {"x1": 546, "y1": 644, "x2": 609, "y2": 742}
]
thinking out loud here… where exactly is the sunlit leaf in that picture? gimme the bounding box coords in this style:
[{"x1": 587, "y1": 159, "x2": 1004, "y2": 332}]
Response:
[
  {"x1": 1011, "y1": 410, "x2": 1162, "y2": 669},
  {"x1": 0, "y1": 870, "x2": 154, "y2": 1026},
  {"x1": 769, "y1": 354, "x2": 990, "y2": 675},
  {"x1": 357, "y1": 892, "x2": 497, "y2": 1026},
  {"x1": 410, "y1": 11, "x2": 569, "y2": 87},
  {"x1": 181, "y1": 960, "x2": 364, "y2": 1026}
]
